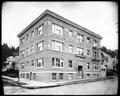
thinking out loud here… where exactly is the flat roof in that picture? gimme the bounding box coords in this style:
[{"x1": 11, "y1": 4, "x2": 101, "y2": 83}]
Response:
[{"x1": 17, "y1": 9, "x2": 102, "y2": 39}]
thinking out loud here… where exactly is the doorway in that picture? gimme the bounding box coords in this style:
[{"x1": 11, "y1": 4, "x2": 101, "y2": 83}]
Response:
[{"x1": 78, "y1": 66, "x2": 83, "y2": 79}]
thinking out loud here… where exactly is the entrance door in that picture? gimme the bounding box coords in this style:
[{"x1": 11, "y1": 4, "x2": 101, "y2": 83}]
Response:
[{"x1": 78, "y1": 66, "x2": 83, "y2": 79}]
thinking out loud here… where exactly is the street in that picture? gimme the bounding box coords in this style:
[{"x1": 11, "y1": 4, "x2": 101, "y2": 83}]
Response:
[{"x1": 3, "y1": 77, "x2": 118, "y2": 95}]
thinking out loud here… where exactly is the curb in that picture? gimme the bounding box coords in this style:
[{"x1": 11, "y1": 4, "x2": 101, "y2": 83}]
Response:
[{"x1": 18, "y1": 76, "x2": 116, "y2": 89}]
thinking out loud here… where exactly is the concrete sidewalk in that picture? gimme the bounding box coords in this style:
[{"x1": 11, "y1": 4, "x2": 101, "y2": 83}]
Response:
[
  {"x1": 2, "y1": 75, "x2": 117, "y2": 89},
  {"x1": 19, "y1": 76, "x2": 116, "y2": 89}
]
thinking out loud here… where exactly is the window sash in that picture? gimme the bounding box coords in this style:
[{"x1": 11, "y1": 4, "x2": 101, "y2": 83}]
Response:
[
  {"x1": 31, "y1": 46, "x2": 35, "y2": 53},
  {"x1": 37, "y1": 25, "x2": 42, "y2": 35},
  {"x1": 21, "y1": 63, "x2": 25, "y2": 69},
  {"x1": 37, "y1": 41, "x2": 43, "y2": 51},
  {"x1": 52, "y1": 73, "x2": 57, "y2": 80},
  {"x1": 69, "y1": 60, "x2": 72, "y2": 68},
  {"x1": 59, "y1": 73, "x2": 63, "y2": 79},
  {"x1": 52, "y1": 24, "x2": 63, "y2": 35},
  {"x1": 87, "y1": 50, "x2": 90, "y2": 55},
  {"x1": 77, "y1": 34, "x2": 83, "y2": 42},
  {"x1": 68, "y1": 73, "x2": 73, "y2": 79},
  {"x1": 68, "y1": 45, "x2": 73, "y2": 52},
  {"x1": 68, "y1": 30, "x2": 73, "y2": 37},
  {"x1": 37, "y1": 58, "x2": 43, "y2": 67},
  {"x1": 31, "y1": 31, "x2": 35, "y2": 37},
  {"x1": 52, "y1": 58, "x2": 63, "y2": 67},
  {"x1": 52, "y1": 41, "x2": 63, "y2": 51},
  {"x1": 31, "y1": 60, "x2": 34, "y2": 66},
  {"x1": 77, "y1": 48, "x2": 84, "y2": 55},
  {"x1": 87, "y1": 38, "x2": 90, "y2": 43},
  {"x1": 93, "y1": 40, "x2": 97, "y2": 46}
]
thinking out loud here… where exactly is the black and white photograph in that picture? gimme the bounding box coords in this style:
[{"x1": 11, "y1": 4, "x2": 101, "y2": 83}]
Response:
[{"x1": 2, "y1": 1, "x2": 118, "y2": 95}]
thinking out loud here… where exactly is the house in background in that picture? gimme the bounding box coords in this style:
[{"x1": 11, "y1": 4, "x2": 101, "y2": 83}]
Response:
[
  {"x1": 100, "y1": 51, "x2": 116, "y2": 76},
  {"x1": 17, "y1": 10, "x2": 102, "y2": 82},
  {"x1": 2, "y1": 56, "x2": 19, "y2": 72}
]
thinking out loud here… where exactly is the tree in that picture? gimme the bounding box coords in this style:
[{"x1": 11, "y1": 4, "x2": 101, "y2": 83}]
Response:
[{"x1": 2, "y1": 43, "x2": 19, "y2": 63}]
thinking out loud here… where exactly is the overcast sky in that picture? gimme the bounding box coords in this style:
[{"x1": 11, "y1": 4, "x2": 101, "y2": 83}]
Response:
[{"x1": 2, "y1": 2, "x2": 118, "y2": 50}]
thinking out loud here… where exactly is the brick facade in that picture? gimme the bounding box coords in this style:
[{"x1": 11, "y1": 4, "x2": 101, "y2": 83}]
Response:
[{"x1": 17, "y1": 10, "x2": 102, "y2": 82}]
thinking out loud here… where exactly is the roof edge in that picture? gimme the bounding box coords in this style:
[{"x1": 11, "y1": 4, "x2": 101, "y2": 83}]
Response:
[{"x1": 17, "y1": 9, "x2": 102, "y2": 39}]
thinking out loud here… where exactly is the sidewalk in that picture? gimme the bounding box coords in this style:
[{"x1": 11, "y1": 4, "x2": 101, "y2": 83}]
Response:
[
  {"x1": 2, "y1": 75, "x2": 116, "y2": 89},
  {"x1": 19, "y1": 76, "x2": 116, "y2": 89}
]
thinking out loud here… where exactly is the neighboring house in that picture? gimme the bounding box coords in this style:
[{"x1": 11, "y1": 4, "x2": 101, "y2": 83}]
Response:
[
  {"x1": 112, "y1": 57, "x2": 118, "y2": 72},
  {"x1": 101, "y1": 51, "x2": 113, "y2": 70},
  {"x1": 2, "y1": 56, "x2": 19, "y2": 71},
  {"x1": 17, "y1": 10, "x2": 102, "y2": 82},
  {"x1": 100, "y1": 51, "x2": 117, "y2": 76}
]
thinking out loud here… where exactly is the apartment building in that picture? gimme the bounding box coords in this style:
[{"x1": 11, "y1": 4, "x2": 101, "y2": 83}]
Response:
[{"x1": 17, "y1": 10, "x2": 102, "y2": 82}]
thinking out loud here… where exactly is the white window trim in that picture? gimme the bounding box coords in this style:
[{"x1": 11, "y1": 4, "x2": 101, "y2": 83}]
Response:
[
  {"x1": 52, "y1": 23, "x2": 63, "y2": 35},
  {"x1": 36, "y1": 58, "x2": 44, "y2": 68},
  {"x1": 52, "y1": 40, "x2": 63, "y2": 51},
  {"x1": 37, "y1": 25, "x2": 43, "y2": 36}
]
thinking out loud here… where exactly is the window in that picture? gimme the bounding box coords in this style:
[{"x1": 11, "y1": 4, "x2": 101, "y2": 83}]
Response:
[
  {"x1": 26, "y1": 61, "x2": 29, "y2": 67},
  {"x1": 31, "y1": 45, "x2": 35, "y2": 53},
  {"x1": 87, "y1": 37, "x2": 90, "y2": 43},
  {"x1": 23, "y1": 74, "x2": 25, "y2": 78},
  {"x1": 26, "y1": 34, "x2": 29, "y2": 41},
  {"x1": 68, "y1": 30, "x2": 73, "y2": 37},
  {"x1": 52, "y1": 40, "x2": 63, "y2": 51},
  {"x1": 87, "y1": 74, "x2": 90, "y2": 78},
  {"x1": 93, "y1": 40, "x2": 97, "y2": 47},
  {"x1": 94, "y1": 64, "x2": 98, "y2": 70},
  {"x1": 59, "y1": 73, "x2": 63, "y2": 79},
  {"x1": 52, "y1": 58, "x2": 55, "y2": 66},
  {"x1": 26, "y1": 73, "x2": 29, "y2": 79},
  {"x1": 52, "y1": 24, "x2": 63, "y2": 35},
  {"x1": 28, "y1": 47, "x2": 31, "y2": 54},
  {"x1": 68, "y1": 45, "x2": 73, "y2": 52},
  {"x1": 21, "y1": 63, "x2": 25, "y2": 69},
  {"x1": 37, "y1": 25, "x2": 43, "y2": 35},
  {"x1": 77, "y1": 33, "x2": 83, "y2": 43},
  {"x1": 77, "y1": 47, "x2": 84, "y2": 55},
  {"x1": 69, "y1": 60, "x2": 72, "y2": 68},
  {"x1": 60, "y1": 59, "x2": 63, "y2": 67},
  {"x1": 37, "y1": 58, "x2": 44, "y2": 67},
  {"x1": 33, "y1": 73, "x2": 36, "y2": 79},
  {"x1": 87, "y1": 50, "x2": 90, "y2": 55},
  {"x1": 102, "y1": 68, "x2": 105, "y2": 71},
  {"x1": 93, "y1": 52, "x2": 97, "y2": 58},
  {"x1": 21, "y1": 37, "x2": 25, "y2": 45},
  {"x1": 52, "y1": 58, "x2": 63, "y2": 67},
  {"x1": 20, "y1": 74, "x2": 22, "y2": 78},
  {"x1": 31, "y1": 31, "x2": 35, "y2": 37},
  {"x1": 87, "y1": 63, "x2": 90, "y2": 69},
  {"x1": 21, "y1": 50, "x2": 25, "y2": 57},
  {"x1": 31, "y1": 60, "x2": 34, "y2": 66},
  {"x1": 106, "y1": 57, "x2": 108, "y2": 62},
  {"x1": 68, "y1": 73, "x2": 73, "y2": 80},
  {"x1": 37, "y1": 41, "x2": 43, "y2": 51},
  {"x1": 56, "y1": 58, "x2": 60, "y2": 67},
  {"x1": 52, "y1": 73, "x2": 57, "y2": 80}
]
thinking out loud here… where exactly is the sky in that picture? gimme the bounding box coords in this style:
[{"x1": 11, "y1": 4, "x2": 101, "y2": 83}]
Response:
[{"x1": 2, "y1": 2, "x2": 118, "y2": 50}]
